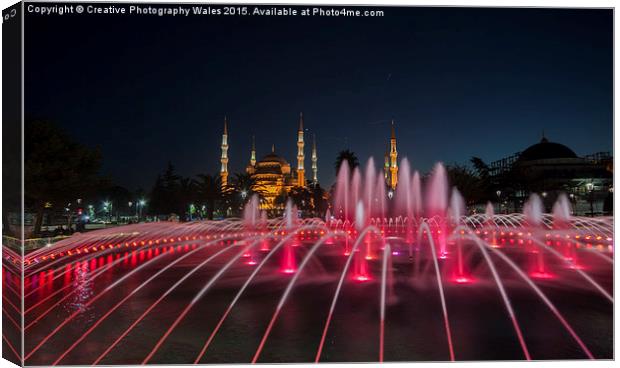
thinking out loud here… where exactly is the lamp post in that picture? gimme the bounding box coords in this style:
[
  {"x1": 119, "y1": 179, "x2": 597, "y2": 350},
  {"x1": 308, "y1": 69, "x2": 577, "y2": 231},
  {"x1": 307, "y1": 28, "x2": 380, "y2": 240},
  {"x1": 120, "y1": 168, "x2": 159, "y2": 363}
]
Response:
[
  {"x1": 586, "y1": 183, "x2": 594, "y2": 217},
  {"x1": 138, "y1": 199, "x2": 146, "y2": 221},
  {"x1": 103, "y1": 201, "x2": 111, "y2": 223},
  {"x1": 496, "y1": 190, "x2": 501, "y2": 214},
  {"x1": 128, "y1": 201, "x2": 133, "y2": 223}
]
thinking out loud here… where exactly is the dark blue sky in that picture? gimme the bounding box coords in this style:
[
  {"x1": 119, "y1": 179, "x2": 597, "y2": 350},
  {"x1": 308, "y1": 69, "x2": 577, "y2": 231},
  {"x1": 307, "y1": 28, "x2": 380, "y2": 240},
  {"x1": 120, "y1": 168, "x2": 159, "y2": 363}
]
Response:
[{"x1": 25, "y1": 5, "x2": 612, "y2": 190}]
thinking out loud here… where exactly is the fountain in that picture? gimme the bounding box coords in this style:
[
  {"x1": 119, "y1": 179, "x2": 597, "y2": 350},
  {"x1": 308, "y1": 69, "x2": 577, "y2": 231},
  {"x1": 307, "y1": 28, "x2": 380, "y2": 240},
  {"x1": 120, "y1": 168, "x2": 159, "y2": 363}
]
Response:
[{"x1": 6, "y1": 158, "x2": 612, "y2": 365}]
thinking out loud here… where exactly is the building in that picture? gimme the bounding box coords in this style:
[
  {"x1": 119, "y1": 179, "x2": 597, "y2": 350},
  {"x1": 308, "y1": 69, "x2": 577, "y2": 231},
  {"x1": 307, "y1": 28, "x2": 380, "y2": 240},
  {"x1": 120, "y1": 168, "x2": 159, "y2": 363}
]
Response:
[
  {"x1": 311, "y1": 134, "x2": 318, "y2": 185},
  {"x1": 221, "y1": 113, "x2": 317, "y2": 210},
  {"x1": 488, "y1": 136, "x2": 612, "y2": 215},
  {"x1": 249, "y1": 145, "x2": 296, "y2": 209},
  {"x1": 384, "y1": 120, "x2": 399, "y2": 190},
  {"x1": 219, "y1": 117, "x2": 229, "y2": 188}
]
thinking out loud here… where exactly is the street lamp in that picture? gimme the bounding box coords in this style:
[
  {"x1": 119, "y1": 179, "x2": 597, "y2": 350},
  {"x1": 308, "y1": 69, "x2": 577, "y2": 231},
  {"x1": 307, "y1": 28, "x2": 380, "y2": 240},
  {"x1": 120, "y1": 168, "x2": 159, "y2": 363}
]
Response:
[
  {"x1": 127, "y1": 201, "x2": 134, "y2": 224},
  {"x1": 586, "y1": 182, "x2": 594, "y2": 217},
  {"x1": 103, "y1": 201, "x2": 112, "y2": 222},
  {"x1": 569, "y1": 193, "x2": 575, "y2": 214},
  {"x1": 496, "y1": 190, "x2": 501, "y2": 214},
  {"x1": 138, "y1": 199, "x2": 146, "y2": 221}
]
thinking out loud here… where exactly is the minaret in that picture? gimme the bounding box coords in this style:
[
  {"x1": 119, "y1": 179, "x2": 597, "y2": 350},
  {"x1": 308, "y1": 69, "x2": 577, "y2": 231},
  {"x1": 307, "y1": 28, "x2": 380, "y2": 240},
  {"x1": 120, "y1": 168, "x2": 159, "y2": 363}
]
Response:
[
  {"x1": 296, "y1": 112, "x2": 305, "y2": 187},
  {"x1": 311, "y1": 134, "x2": 318, "y2": 184},
  {"x1": 246, "y1": 135, "x2": 257, "y2": 175},
  {"x1": 384, "y1": 144, "x2": 389, "y2": 181},
  {"x1": 388, "y1": 120, "x2": 398, "y2": 190},
  {"x1": 220, "y1": 117, "x2": 229, "y2": 188},
  {"x1": 250, "y1": 135, "x2": 256, "y2": 167}
]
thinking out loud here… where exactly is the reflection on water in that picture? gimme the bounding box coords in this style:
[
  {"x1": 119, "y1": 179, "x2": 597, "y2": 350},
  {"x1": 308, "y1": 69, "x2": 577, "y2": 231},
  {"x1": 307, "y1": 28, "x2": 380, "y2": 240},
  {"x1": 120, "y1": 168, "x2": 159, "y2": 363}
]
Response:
[{"x1": 15, "y1": 224, "x2": 612, "y2": 366}]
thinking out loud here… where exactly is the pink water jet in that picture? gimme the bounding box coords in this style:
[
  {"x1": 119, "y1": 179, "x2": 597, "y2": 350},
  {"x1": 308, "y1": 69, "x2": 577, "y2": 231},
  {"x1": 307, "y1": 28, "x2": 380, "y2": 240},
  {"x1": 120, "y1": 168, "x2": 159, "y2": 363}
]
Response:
[
  {"x1": 427, "y1": 163, "x2": 449, "y2": 257},
  {"x1": 450, "y1": 187, "x2": 470, "y2": 282}
]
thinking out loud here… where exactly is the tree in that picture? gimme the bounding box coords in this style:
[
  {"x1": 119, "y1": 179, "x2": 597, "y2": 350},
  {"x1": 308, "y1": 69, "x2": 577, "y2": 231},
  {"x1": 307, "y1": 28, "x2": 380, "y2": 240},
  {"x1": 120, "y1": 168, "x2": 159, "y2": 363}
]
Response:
[
  {"x1": 178, "y1": 177, "x2": 196, "y2": 220},
  {"x1": 194, "y1": 174, "x2": 223, "y2": 220},
  {"x1": 148, "y1": 174, "x2": 167, "y2": 216},
  {"x1": 25, "y1": 120, "x2": 104, "y2": 236},
  {"x1": 470, "y1": 157, "x2": 490, "y2": 180},
  {"x1": 99, "y1": 185, "x2": 133, "y2": 220},
  {"x1": 149, "y1": 162, "x2": 183, "y2": 216},
  {"x1": 288, "y1": 186, "x2": 313, "y2": 213},
  {"x1": 310, "y1": 183, "x2": 329, "y2": 217},
  {"x1": 334, "y1": 149, "x2": 360, "y2": 174},
  {"x1": 234, "y1": 172, "x2": 265, "y2": 198},
  {"x1": 227, "y1": 173, "x2": 265, "y2": 215},
  {"x1": 273, "y1": 188, "x2": 290, "y2": 216},
  {"x1": 470, "y1": 156, "x2": 493, "y2": 202},
  {"x1": 445, "y1": 163, "x2": 485, "y2": 206}
]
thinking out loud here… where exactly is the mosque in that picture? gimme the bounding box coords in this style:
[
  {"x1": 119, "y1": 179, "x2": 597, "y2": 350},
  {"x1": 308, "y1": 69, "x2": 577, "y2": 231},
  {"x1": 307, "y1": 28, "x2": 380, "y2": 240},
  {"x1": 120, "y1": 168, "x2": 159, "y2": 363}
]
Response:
[
  {"x1": 219, "y1": 113, "x2": 318, "y2": 210},
  {"x1": 488, "y1": 135, "x2": 613, "y2": 215},
  {"x1": 218, "y1": 114, "x2": 611, "y2": 216},
  {"x1": 219, "y1": 114, "x2": 400, "y2": 210}
]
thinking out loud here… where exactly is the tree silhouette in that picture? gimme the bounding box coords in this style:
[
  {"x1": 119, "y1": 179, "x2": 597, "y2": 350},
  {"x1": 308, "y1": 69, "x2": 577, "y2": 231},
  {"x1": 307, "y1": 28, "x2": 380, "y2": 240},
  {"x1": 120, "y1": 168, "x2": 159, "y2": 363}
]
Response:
[
  {"x1": 194, "y1": 174, "x2": 223, "y2": 220},
  {"x1": 25, "y1": 120, "x2": 104, "y2": 236},
  {"x1": 149, "y1": 162, "x2": 182, "y2": 216},
  {"x1": 334, "y1": 149, "x2": 360, "y2": 174},
  {"x1": 288, "y1": 186, "x2": 313, "y2": 212},
  {"x1": 310, "y1": 183, "x2": 329, "y2": 218},
  {"x1": 226, "y1": 173, "x2": 265, "y2": 214},
  {"x1": 445, "y1": 163, "x2": 485, "y2": 206}
]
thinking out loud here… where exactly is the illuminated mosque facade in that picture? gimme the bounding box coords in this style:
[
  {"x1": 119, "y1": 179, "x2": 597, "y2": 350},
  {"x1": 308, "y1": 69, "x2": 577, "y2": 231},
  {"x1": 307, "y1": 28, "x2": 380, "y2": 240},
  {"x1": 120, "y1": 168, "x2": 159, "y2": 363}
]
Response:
[
  {"x1": 219, "y1": 114, "x2": 399, "y2": 210},
  {"x1": 219, "y1": 113, "x2": 318, "y2": 209}
]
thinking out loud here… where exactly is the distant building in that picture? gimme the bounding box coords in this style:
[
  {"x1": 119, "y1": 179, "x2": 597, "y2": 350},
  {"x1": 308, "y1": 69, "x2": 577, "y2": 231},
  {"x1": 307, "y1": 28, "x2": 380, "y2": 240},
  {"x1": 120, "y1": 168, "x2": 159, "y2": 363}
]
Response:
[
  {"x1": 489, "y1": 136, "x2": 612, "y2": 215},
  {"x1": 221, "y1": 113, "x2": 316, "y2": 210},
  {"x1": 248, "y1": 145, "x2": 296, "y2": 209},
  {"x1": 384, "y1": 120, "x2": 399, "y2": 190},
  {"x1": 219, "y1": 117, "x2": 229, "y2": 188}
]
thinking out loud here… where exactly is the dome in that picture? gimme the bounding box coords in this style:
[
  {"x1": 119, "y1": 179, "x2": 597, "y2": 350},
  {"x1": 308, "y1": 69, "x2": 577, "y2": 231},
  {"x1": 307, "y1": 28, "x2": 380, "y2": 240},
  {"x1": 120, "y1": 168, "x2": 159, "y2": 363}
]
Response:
[
  {"x1": 518, "y1": 137, "x2": 578, "y2": 162},
  {"x1": 254, "y1": 148, "x2": 291, "y2": 176},
  {"x1": 258, "y1": 152, "x2": 289, "y2": 166}
]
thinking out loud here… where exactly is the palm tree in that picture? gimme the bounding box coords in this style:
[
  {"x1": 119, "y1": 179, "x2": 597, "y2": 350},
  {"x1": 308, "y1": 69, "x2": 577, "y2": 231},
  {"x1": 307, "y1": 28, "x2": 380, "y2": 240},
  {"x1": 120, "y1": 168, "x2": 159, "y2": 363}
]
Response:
[
  {"x1": 194, "y1": 174, "x2": 223, "y2": 220},
  {"x1": 288, "y1": 186, "x2": 313, "y2": 213},
  {"x1": 233, "y1": 173, "x2": 265, "y2": 197},
  {"x1": 227, "y1": 173, "x2": 265, "y2": 214},
  {"x1": 334, "y1": 149, "x2": 360, "y2": 174},
  {"x1": 310, "y1": 184, "x2": 329, "y2": 217}
]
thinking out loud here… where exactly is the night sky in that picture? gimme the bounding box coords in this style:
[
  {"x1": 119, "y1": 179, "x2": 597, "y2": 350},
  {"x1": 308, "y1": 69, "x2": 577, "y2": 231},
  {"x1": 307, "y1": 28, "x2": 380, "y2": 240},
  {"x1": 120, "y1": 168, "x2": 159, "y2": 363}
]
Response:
[{"x1": 25, "y1": 5, "x2": 613, "y2": 191}]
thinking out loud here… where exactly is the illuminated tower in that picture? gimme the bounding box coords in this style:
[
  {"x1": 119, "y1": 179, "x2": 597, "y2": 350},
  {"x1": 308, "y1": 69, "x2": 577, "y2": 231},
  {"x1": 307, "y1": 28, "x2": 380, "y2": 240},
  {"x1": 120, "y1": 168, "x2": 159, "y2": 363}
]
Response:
[
  {"x1": 384, "y1": 144, "x2": 390, "y2": 181},
  {"x1": 296, "y1": 112, "x2": 305, "y2": 187},
  {"x1": 220, "y1": 117, "x2": 229, "y2": 188},
  {"x1": 311, "y1": 134, "x2": 318, "y2": 184},
  {"x1": 246, "y1": 135, "x2": 257, "y2": 175},
  {"x1": 388, "y1": 120, "x2": 398, "y2": 190},
  {"x1": 250, "y1": 135, "x2": 257, "y2": 166}
]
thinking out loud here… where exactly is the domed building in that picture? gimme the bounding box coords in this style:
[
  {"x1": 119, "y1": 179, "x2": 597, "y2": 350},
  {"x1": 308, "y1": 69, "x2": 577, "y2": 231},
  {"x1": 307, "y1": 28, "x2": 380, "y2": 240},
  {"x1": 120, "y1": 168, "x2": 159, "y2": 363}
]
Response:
[
  {"x1": 489, "y1": 136, "x2": 612, "y2": 215},
  {"x1": 247, "y1": 145, "x2": 296, "y2": 209},
  {"x1": 517, "y1": 137, "x2": 579, "y2": 161},
  {"x1": 220, "y1": 113, "x2": 320, "y2": 211}
]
